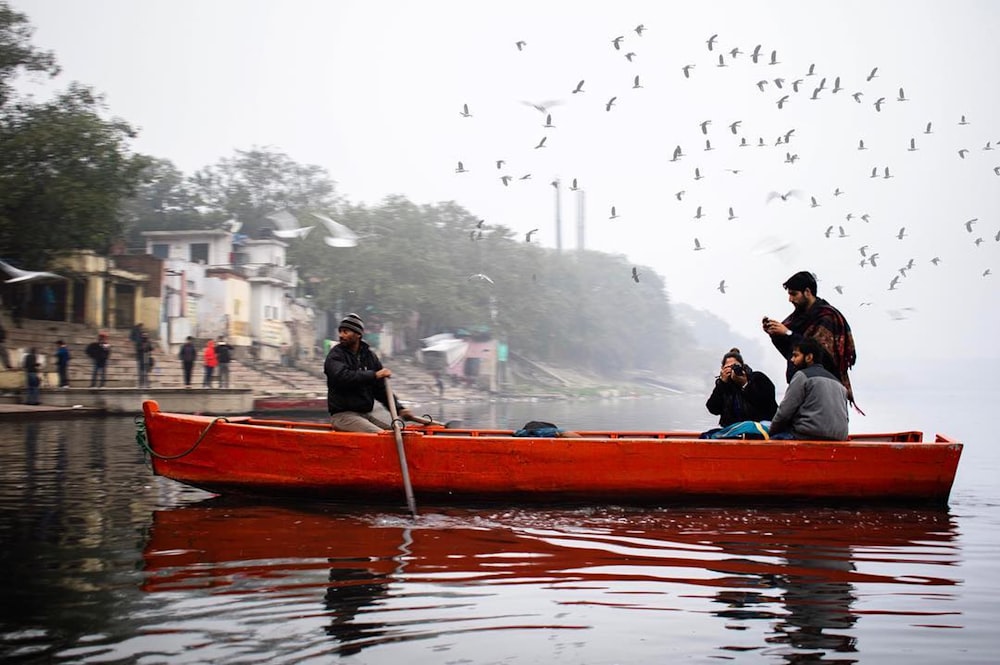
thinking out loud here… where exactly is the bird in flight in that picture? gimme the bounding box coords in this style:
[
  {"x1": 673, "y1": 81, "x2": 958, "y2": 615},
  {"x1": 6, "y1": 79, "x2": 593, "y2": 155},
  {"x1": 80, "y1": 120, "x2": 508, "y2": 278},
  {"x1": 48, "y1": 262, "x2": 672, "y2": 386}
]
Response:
[
  {"x1": 455, "y1": 161, "x2": 468, "y2": 173},
  {"x1": 631, "y1": 267, "x2": 640, "y2": 283},
  {"x1": 777, "y1": 95, "x2": 789, "y2": 110},
  {"x1": 867, "y1": 66, "x2": 879, "y2": 81},
  {"x1": 609, "y1": 206, "x2": 619, "y2": 219},
  {"x1": 883, "y1": 166, "x2": 893, "y2": 179},
  {"x1": 525, "y1": 229, "x2": 539, "y2": 242},
  {"x1": 612, "y1": 35, "x2": 625, "y2": 50},
  {"x1": 766, "y1": 190, "x2": 801, "y2": 203},
  {"x1": 495, "y1": 159, "x2": 505, "y2": 169},
  {"x1": 706, "y1": 34, "x2": 718, "y2": 50},
  {"x1": 605, "y1": 96, "x2": 617, "y2": 111},
  {"x1": 717, "y1": 54, "x2": 727, "y2": 67},
  {"x1": 930, "y1": 257, "x2": 941, "y2": 265},
  {"x1": 625, "y1": 52, "x2": 637, "y2": 62},
  {"x1": 729, "y1": 120, "x2": 742, "y2": 134},
  {"x1": 682, "y1": 64, "x2": 695, "y2": 78},
  {"x1": 751, "y1": 44, "x2": 762, "y2": 63},
  {"x1": 769, "y1": 49, "x2": 780, "y2": 65},
  {"x1": 468, "y1": 273, "x2": 494, "y2": 284},
  {"x1": 675, "y1": 190, "x2": 685, "y2": 201},
  {"x1": 858, "y1": 139, "x2": 867, "y2": 150},
  {"x1": 874, "y1": 97, "x2": 886, "y2": 112},
  {"x1": 543, "y1": 114, "x2": 555, "y2": 128},
  {"x1": 632, "y1": 75, "x2": 642, "y2": 89},
  {"x1": 515, "y1": 40, "x2": 527, "y2": 51},
  {"x1": 859, "y1": 245, "x2": 869, "y2": 257},
  {"x1": 908, "y1": 138, "x2": 918, "y2": 151},
  {"x1": 852, "y1": 92, "x2": 864, "y2": 103},
  {"x1": 534, "y1": 136, "x2": 547, "y2": 149},
  {"x1": 500, "y1": 175, "x2": 512, "y2": 186},
  {"x1": 694, "y1": 167, "x2": 703, "y2": 180},
  {"x1": 924, "y1": 121, "x2": 933, "y2": 134},
  {"x1": 460, "y1": 103, "x2": 472, "y2": 117},
  {"x1": 700, "y1": 119, "x2": 712, "y2": 134},
  {"x1": 717, "y1": 280, "x2": 726, "y2": 294},
  {"x1": 959, "y1": 114, "x2": 970, "y2": 125},
  {"x1": 694, "y1": 206, "x2": 704, "y2": 219},
  {"x1": 634, "y1": 24, "x2": 646, "y2": 36},
  {"x1": 834, "y1": 285, "x2": 844, "y2": 295},
  {"x1": 824, "y1": 225, "x2": 834, "y2": 238},
  {"x1": 958, "y1": 148, "x2": 969, "y2": 158},
  {"x1": 806, "y1": 62, "x2": 816, "y2": 76},
  {"x1": 522, "y1": 99, "x2": 562, "y2": 114},
  {"x1": 897, "y1": 87, "x2": 908, "y2": 101},
  {"x1": 727, "y1": 207, "x2": 737, "y2": 220},
  {"x1": 569, "y1": 178, "x2": 579, "y2": 191},
  {"x1": 572, "y1": 80, "x2": 585, "y2": 94},
  {"x1": 693, "y1": 238, "x2": 705, "y2": 251},
  {"x1": 896, "y1": 227, "x2": 907, "y2": 239},
  {"x1": 810, "y1": 196, "x2": 820, "y2": 208},
  {"x1": 888, "y1": 275, "x2": 900, "y2": 290}
]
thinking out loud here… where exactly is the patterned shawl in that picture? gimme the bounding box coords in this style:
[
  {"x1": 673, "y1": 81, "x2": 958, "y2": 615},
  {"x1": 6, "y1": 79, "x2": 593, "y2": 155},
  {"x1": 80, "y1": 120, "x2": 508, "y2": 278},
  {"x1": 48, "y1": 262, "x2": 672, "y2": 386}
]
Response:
[{"x1": 783, "y1": 297, "x2": 858, "y2": 404}]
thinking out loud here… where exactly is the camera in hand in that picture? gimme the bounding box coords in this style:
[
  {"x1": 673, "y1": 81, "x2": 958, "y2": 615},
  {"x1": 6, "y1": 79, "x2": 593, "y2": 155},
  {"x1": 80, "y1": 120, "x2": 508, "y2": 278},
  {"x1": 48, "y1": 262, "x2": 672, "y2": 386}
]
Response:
[{"x1": 731, "y1": 364, "x2": 745, "y2": 377}]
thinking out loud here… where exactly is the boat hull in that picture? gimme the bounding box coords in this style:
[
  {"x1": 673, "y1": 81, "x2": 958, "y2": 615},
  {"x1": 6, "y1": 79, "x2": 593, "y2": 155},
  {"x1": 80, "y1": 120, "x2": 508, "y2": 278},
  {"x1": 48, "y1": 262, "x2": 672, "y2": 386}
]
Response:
[{"x1": 140, "y1": 400, "x2": 963, "y2": 506}]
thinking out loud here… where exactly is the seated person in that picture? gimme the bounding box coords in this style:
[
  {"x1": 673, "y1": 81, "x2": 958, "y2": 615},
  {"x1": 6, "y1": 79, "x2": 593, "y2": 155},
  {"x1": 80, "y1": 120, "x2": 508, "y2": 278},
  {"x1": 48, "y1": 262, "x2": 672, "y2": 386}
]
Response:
[
  {"x1": 705, "y1": 348, "x2": 778, "y2": 428},
  {"x1": 769, "y1": 337, "x2": 849, "y2": 440}
]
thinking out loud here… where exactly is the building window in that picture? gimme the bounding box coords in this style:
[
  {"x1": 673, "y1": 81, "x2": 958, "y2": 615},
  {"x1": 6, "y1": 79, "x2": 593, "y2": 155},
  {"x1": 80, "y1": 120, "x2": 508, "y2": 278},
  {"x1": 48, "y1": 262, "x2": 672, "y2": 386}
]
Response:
[
  {"x1": 190, "y1": 243, "x2": 209, "y2": 264},
  {"x1": 151, "y1": 244, "x2": 169, "y2": 259}
]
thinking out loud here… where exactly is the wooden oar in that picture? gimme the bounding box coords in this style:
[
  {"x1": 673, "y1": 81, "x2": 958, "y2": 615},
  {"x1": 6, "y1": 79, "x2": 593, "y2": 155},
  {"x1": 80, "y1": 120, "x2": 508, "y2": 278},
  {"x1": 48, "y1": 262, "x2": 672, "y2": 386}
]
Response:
[{"x1": 384, "y1": 378, "x2": 417, "y2": 517}]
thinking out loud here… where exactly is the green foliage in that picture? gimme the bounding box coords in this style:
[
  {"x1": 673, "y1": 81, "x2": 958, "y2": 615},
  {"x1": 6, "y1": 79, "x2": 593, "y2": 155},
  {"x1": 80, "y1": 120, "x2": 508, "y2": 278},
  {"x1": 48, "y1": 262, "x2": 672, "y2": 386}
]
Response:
[
  {"x1": 119, "y1": 157, "x2": 226, "y2": 248},
  {"x1": 0, "y1": 1, "x2": 59, "y2": 106},
  {"x1": 0, "y1": 84, "x2": 149, "y2": 266},
  {"x1": 190, "y1": 147, "x2": 339, "y2": 237},
  {"x1": 287, "y1": 196, "x2": 676, "y2": 375}
]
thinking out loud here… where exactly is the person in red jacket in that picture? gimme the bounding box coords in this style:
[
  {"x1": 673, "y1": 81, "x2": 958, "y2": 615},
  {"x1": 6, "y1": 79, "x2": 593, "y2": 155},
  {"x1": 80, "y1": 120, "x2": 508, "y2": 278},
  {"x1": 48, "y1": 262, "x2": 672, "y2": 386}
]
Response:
[{"x1": 202, "y1": 339, "x2": 218, "y2": 388}]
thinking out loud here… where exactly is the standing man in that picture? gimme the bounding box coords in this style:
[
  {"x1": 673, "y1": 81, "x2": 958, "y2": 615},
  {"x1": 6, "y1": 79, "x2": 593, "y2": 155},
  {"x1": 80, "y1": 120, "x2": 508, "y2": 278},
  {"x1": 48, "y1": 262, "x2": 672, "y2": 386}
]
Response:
[
  {"x1": 202, "y1": 339, "x2": 217, "y2": 388},
  {"x1": 23, "y1": 348, "x2": 41, "y2": 405},
  {"x1": 762, "y1": 270, "x2": 859, "y2": 409},
  {"x1": 215, "y1": 336, "x2": 232, "y2": 388},
  {"x1": 137, "y1": 332, "x2": 154, "y2": 388},
  {"x1": 55, "y1": 339, "x2": 71, "y2": 388},
  {"x1": 86, "y1": 333, "x2": 110, "y2": 388},
  {"x1": 0, "y1": 319, "x2": 12, "y2": 369},
  {"x1": 768, "y1": 337, "x2": 849, "y2": 440},
  {"x1": 324, "y1": 313, "x2": 433, "y2": 432},
  {"x1": 178, "y1": 336, "x2": 197, "y2": 388}
]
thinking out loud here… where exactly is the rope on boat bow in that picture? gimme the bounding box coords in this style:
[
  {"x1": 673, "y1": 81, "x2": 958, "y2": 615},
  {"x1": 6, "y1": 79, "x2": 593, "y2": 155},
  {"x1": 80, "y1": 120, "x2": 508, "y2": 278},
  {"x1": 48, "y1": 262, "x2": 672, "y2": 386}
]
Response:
[{"x1": 134, "y1": 414, "x2": 230, "y2": 461}]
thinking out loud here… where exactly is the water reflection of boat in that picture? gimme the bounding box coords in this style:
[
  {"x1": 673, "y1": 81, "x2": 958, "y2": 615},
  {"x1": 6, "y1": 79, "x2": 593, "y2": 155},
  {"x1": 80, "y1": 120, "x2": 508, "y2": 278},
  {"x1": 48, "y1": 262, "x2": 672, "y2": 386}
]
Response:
[
  {"x1": 139, "y1": 400, "x2": 964, "y2": 505},
  {"x1": 141, "y1": 501, "x2": 959, "y2": 658}
]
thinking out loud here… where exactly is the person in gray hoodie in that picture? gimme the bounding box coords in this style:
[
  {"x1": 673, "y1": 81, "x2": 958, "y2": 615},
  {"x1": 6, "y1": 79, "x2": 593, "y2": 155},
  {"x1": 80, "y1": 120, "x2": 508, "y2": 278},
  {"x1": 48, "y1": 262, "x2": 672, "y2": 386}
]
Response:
[{"x1": 769, "y1": 337, "x2": 849, "y2": 440}]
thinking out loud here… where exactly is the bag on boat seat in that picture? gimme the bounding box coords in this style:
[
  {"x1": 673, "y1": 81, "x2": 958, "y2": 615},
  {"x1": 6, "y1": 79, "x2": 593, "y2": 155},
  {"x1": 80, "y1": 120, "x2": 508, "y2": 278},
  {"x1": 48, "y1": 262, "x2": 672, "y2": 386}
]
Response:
[
  {"x1": 513, "y1": 421, "x2": 564, "y2": 437},
  {"x1": 702, "y1": 420, "x2": 770, "y2": 440}
]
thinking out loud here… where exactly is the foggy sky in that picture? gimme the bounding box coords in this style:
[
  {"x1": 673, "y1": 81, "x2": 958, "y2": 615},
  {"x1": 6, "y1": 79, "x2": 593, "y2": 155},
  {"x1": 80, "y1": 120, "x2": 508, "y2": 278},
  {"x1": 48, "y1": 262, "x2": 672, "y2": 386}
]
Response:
[{"x1": 13, "y1": 0, "x2": 1000, "y2": 381}]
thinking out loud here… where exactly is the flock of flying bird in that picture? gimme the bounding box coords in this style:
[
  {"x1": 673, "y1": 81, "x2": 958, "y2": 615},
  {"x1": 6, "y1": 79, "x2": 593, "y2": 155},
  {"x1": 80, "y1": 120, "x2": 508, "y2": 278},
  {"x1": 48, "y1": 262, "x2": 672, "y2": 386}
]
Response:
[{"x1": 448, "y1": 22, "x2": 997, "y2": 312}]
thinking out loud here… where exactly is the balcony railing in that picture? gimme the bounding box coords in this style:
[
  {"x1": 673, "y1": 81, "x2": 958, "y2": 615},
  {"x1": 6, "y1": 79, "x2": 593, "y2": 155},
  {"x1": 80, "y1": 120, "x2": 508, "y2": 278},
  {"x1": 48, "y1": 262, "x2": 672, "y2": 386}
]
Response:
[{"x1": 237, "y1": 264, "x2": 298, "y2": 286}]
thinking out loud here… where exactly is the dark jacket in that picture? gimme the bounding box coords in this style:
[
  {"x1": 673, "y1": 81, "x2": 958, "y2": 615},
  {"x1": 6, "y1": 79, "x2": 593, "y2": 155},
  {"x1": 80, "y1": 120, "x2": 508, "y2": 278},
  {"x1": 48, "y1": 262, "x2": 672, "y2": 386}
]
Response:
[
  {"x1": 705, "y1": 368, "x2": 778, "y2": 427},
  {"x1": 216, "y1": 343, "x2": 232, "y2": 363},
  {"x1": 86, "y1": 341, "x2": 110, "y2": 366},
  {"x1": 324, "y1": 340, "x2": 402, "y2": 416},
  {"x1": 769, "y1": 364, "x2": 849, "y2": 440},
  {"x1": 179, "y1": 342, "x2": 197, "y2": 363}
]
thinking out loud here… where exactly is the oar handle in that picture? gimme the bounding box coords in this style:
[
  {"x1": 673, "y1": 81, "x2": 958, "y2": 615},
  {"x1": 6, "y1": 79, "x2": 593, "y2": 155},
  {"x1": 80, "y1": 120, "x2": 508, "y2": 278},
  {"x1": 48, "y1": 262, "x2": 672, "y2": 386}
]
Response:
[{"x1": 385, "y1": 378, "x2": 417, "y2": 517}]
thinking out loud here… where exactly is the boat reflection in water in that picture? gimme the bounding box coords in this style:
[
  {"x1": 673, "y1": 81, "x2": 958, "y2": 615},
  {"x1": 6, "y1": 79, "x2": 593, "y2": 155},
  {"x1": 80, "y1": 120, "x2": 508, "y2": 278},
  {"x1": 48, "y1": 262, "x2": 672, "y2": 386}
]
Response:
[{"x1": 141, "y1": 500, "x2": 960, "y2": 661}]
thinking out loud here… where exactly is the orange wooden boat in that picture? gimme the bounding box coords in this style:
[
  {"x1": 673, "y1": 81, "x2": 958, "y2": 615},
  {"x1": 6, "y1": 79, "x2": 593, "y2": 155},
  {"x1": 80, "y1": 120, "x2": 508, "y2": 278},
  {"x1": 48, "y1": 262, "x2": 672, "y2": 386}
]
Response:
[{"x1": 138, "y1": 400, "x2": 963, "y2": 506}]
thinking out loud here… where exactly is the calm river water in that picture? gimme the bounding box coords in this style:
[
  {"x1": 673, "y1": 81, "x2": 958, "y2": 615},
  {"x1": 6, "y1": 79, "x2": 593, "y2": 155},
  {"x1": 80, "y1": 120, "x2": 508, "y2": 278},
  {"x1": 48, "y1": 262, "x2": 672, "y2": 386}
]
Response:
[{"x1": 1, "y1": 386, "x2": 998, "y2": 664}]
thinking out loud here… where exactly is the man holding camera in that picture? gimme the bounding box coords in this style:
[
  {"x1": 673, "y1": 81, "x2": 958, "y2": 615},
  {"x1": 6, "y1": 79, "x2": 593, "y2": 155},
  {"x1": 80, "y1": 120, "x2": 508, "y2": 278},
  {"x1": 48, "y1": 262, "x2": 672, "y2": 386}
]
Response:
[{"x1": 705, "y1": 347, "x2": 778, "y2": 428}]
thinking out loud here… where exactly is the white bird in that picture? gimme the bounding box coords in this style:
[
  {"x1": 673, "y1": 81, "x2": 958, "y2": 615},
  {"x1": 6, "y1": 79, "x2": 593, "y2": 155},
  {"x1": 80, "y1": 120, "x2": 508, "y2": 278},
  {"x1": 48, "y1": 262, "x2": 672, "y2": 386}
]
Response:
[
  {"x1": 609, "y1": 206, "x2": 619, "y2": 219},
  {"x1": 460, "y1": 103, "x2": 472, "y2": 117},
  {"x1": 272, "y1": 225, "x2": 314, "y2": 239},
  {"x1": 312, "y1": 212, "x2": 360, "y2": 248},
  {"x1": 717, "y1": 280, "x2": 726, "y2": 294},
  {"x1": 468, "y1": 273, "x2": 494, "y2": 285},
  {"x1": 222, "y1": 218, "x2": 243, "y2": 233},
  {"x1": 693, "y1": 238, "x2": 705, "y2": 251},
  {"x1": 896, "y1": 227, "x2": 907, "y2": 239},
  {"x1": 534, "y1": 136, "x2": 547, "y2": 149},
  {"x1": 766, "y1": 190, "x2": 801, "y2": 203},
  {"x1": 727, "y1": 207, "x2": 737, "y2": 220},
  {"x1": 266, "y1": 209, "x2": 299, "y2": 232},
  {"x1": 0, "y1": 259, "x2": 65, "y2": 284},
  {"x1": 455, "y1": 161, "x2": 469, "y2": 173}
]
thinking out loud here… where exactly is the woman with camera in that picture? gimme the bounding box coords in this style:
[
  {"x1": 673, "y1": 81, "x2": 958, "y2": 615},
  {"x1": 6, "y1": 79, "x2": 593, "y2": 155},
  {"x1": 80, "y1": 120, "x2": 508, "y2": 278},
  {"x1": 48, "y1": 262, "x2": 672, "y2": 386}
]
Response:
[{"x1": 705, "y1": 348, "x2": 778, "y2": 429}]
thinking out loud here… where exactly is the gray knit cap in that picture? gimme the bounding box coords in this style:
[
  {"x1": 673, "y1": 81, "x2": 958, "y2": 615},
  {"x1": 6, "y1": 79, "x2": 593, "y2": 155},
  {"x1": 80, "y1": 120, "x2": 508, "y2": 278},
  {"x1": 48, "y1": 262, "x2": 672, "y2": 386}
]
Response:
[{"x1": 338, "y1": 313, "x2": 364, "y2": 335}]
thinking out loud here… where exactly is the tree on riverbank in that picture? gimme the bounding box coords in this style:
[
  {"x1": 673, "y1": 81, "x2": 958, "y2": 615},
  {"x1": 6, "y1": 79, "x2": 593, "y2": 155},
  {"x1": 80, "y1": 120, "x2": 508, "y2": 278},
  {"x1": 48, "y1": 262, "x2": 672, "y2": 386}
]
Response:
[{"x1": 0, "y1": 2, "x2": 148, "y2": 267}]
